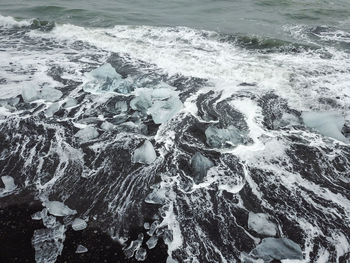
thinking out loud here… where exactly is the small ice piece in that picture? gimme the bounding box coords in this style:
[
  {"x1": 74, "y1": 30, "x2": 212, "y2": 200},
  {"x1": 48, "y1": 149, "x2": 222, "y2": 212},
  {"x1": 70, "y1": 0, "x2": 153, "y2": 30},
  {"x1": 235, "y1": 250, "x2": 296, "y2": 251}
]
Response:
[
  {"x1": 302, "y1": 111, "x2": 347, "y2": 142},
  {"x1": 75, "y1": 126, "x2": 99, "y2": 141},
  {"x1": 130, "y1": 89, "x2": 152, "y2": 113},
  {"x1": 248, "y1": 212, "x2": 277, "y2": 236},
  {"x1": 32, "y1": 224, "x2": 65, "y2": 263},
  {"x1": 32, "y1": 211, "x2": 43, "y2": 220},
  {"x1": 22, "y1": 86, "x2": 39, "y2": 102},
  {"x1": 144, "y1": 222, "x2": 150, "y2": 230},
  {"x1": 45, "y1": 201, "x2": 77, "y2": 217},
  {"x1": 190, "y1": 152, "x2": 214, "y2": 184},
  {"x1": 205, "y1": 125, "x2": 243, "y2": 148},
  {"x1": 132, "y1": 140, "x2": 157, "y2": 165},
  {"x1": 63, "y1": 97, "x2": 77, "y2": 108},
  {"x1": 135, "y1": 247, "x2": 147, "y2": 261},
  {"x1": 250, "y1": 237, "x2": 303, "y2": 262},
  {"x1": 88, "y1": 63, "x2": 119, "y2": 80},
  {"x1": 115, "y1": 101, "x2": 128, "y2": 113},
  {"x1": 146, "y1": 236, "x2": 158, "y2": 249},
  {"x1": 147, "y1": 221, "x2": 159, "y2": 236},
  {"x1": 39, "y1": 87, "x2": 63, "y2": 102},
  {"x1": 124, "y1": 234, "x2": 144, "y2": 258},
  {"x1": 45, "y1": 103, "x2": 60, "y2": 117},
  {"x1": 75, "y1": 244, "x2": 88, "y2": 254},
  {"x1": 1, "y1": 176, "x2": 16, "y2": 192},
  {"x1": 72, "y1": 218, "x2": 87, "y2": 231},
  {"x1": 101, "y1": 121, "x2": 114, "y2": 131}
]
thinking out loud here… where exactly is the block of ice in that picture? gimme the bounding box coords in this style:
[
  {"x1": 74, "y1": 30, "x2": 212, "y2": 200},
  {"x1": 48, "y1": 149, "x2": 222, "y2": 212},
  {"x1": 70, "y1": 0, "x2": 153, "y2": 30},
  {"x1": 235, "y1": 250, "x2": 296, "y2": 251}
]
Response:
[
  {"x1": 130, "y1": 89, "x2": 152, "y2": 113},
  {"x1": 135, "y1": 247, "x2": 147, "y2": 261},
  {"x1": 302, "y1": 111, "x2": 347, "y2": 143},
  {"x1": 250, "y1": 238, "x2": 303, "y2": 262},
  {"x1": 101, "y1": 121, "x2": 114, "y2": 131},
  {"x1": 39, "y1": 87, "x2": 63, "y2": 102},
  {"x1": 146, "y1": 236, "x2": 158, "y2": 249},
  {"x1": 115, "y1": 101, "x2": 128, "y2": 113},
  {"x1": 45, "y1": 201, "x2": 77, "y2": 217},
  {"x1": 190, "y1": 152, "x2": 214, "y2": 184},
  {"x1": 63, "y1": 97, "x2": 77, "y2": 108},
  {"x1": 75, "y1": 126, "x2": 99, "y2": 141},
  {"x1": 124, "y1": 234, "x2": 143, "y2": 258},
  {"x1": 248, "y1": 212, "x2": 277, "y2": 236},
  {"x1": 32, "y1": 224, "x2": 65, "y2": 263},
  {"x1": 45, "y1": 103, "x2": 60, "y2": 117},
  {"x1": 75, "y1": 245, "x2": 88, "y2": 254},
  {"x1": 84, "y1": 63, "x2": 133, "y2": 94},
  {"x1": 205, "y1": 125, "x2": 244, "y2": 148},
  {"x1": 1, "y1": 175, "x2": 16, "y2": 192},
  {"x1": 72, "y1": 218, "x2": 87, "y2": 231},
  {"x1": 149, "y1": 96, "x2": 183, "y2": 124},
  {"x1": 22, "y1": 86, "x2": 39, "y2": 102},
  {"x1": 132, "y1": 140, "x2": 157, "y2": 165}
]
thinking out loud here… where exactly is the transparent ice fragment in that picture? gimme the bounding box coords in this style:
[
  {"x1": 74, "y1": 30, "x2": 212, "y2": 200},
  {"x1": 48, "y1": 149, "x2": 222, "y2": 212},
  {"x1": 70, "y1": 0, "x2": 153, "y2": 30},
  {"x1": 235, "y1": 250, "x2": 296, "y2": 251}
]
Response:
[
  {"x1": 75, "y1": 126, "x2": 99, "y2": 141},
  {"x1": 45, "y1": 103, "x2": 60, "y2": 117},
  {"x1": 248, "y1": 212, "x2": 277, "y2": 236},
  {"x1": 22, "y1": 86, "x2": 39, "y2": 102},
  {"x1": 115, "y1": 101, "x2": 128, "y2": 113},
  {"x1": 146, "y1": 236, "x2": 158, "y2": 249},
  {"x1": 205, "y1": 125, "x2": 244, "y2": 148},
  {"x1": 75, "y1": 244, "x2": 88, "y2": 254},
  {"x1": 63, "y1": 97, "x2": 77, "y2": 108},
  {"x1": 101, "y1": 121, "x2": 114, "y2": 131},
  {"x1": 72, "y1": 218, "x2": 87, "y2": 231},
  {"x1": 135, "y1": 247, "x2": 147, "y2": 261},
  {"x1": 1, "y1": 176, "x2": 16, "y2": 192},
  {"x1": 45, "y1": 201, "x2": 77, "y2": 217},
  {"x1": 190, "y1": 152, "x2": 214, "y2": 184},
  {"x1": 132, "y1": 140, "x2": 157, "y2": 165},
  {"x1": 250, "y1": 238, "x2": 303, "y2": 262},
  {"x1": 32, "y1": 224, "x2": 66, "y2": 263},
  {"x1": 39, "y1": 87, "x2": 63, "y2": 102},
  {"x1": 124, "y1": 234, "x2": 144, "y2": 258}
]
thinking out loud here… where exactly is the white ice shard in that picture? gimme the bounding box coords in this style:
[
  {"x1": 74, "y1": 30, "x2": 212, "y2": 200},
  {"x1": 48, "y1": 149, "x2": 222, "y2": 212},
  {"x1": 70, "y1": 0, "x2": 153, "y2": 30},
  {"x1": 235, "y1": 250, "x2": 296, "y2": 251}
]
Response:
[
  {"x1": 132, "y1": 140, "x2": 157, "y2": 165},
  {"x1": 39, "y1": 87, "x2": 63, "y2": 102},
  {"x1": 248, "y1": 212, "x2": 277, "y2": 236},
  {"x1": 124, "y1": 234, "x2": 144, "y2": 258},
  {"x1": 1, "y1": 175, "x2": 16, "y2": 192},
  {"x1": 190, "y1": 152, "x2": 214, "y2": 184},
  {"x1": 84, "y1": 63, "x2": 132, "y2": 94},
  {"x1": 250, "y1": 237, "x2": 303, "y2": 262},
  {"x1": 72, "y1": 218, "x2": 87, "y2": 231},
  {"x1": 45, "y1": 103, "x2": 60, "y2": 117},
  {"x1": 135, "y1": 247, "x2": 147, "y2": 261},
  {"x1": 146, "y1": 235, "x2": 158, "y2": 249},
  {"x1": 205, "y1": 125, "x2": 244, "y2": 148},
  {"x1": 75, "y1": 126, "x2": 99, "y2": 141},
  {"x1": 130, "y1": 88, "x2": 183, "y2": 124},
  {"x1": 115, "y1": 101, "x2": 128, "y2": 112},
  {"x1": 45, "y1": 201, "x2": 77, "y2": 217},
  {"x1": 32, "y1": 224, "x2": 66, "y2": 263},
  {"x1": 75, "y1": 244, "x2": 88, "y2": 254},
  {"x1": 101, "y1": 121, "x2": 114, "y2": 131},
  {"x1": 63, "y1": 97, "x2": 77, "y2": 108},
  {"x1": 302, "y1": 111, "x2": 347, "y2": 143},
  {"x1": 22, "y1": 86, "x2": 39, "y2": 102}
]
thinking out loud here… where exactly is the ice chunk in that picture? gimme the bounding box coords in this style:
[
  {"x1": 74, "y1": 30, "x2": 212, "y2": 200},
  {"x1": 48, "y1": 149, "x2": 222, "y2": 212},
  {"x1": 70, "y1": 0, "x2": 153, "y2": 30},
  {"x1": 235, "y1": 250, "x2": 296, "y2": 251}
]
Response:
[
  {"x1": 115, "y1": 101, "x2": 128, "y2": 113},
  {"x1": 205, "y1": 125, "x2": 244, "y2": 148},
  {"x1": 144, "y1": 222, "x2": 150, "y2": 230},
  {"x1": 45, "y1": 103, "x2": 60, "y2": 117},
  {"x1": 124, "y1": 234, "x2": 143, "y2": 258},
  {"x1": 63, "y1": 97, "x2": 77, "y2": 108},
  {"x1": 45, "y1": 201, "x2": 77, "y2": 217},
  {"x1": 135, "y1": 247, "x2": 147, "y2": 261},
  {"x1": 1, "y1": 176, "x2": 16, "y2": 192},
  {"x1": 32, "y1": 224, "x2": 65, "y2": 263},
  {"x1": 302, "y1": 111, "x2": 347, "y2": 142},
  {"x1": 22, "y1": 86, "x2": 39, "y2": 102},
  {"x1": 248, "y1": 212, "x2": 277, "y2": 236},
  {"x1": 72, "y1": 218, "x2": 87, "y2": 231},
  {"x1": 39, "y1": 87, "x2": 63, "y2": 102},
  {"x1": 75, "y1": 126, "x2": 99, "y2": 141},
  {"x1": 75, "y1": 244, "x2": 88, "y2": 254},
  {"x1": 101, "y1": 121, "x2": 114, "y2": 131},
  {"x1": 146, "y1": 236, "x2": 158, "y2": 249},
  {"x1": 132, "y1": 140, "x2": 157, "y2": 165},
  {"x1": 190, "y1": 152, "x2": 214, "y2": 184},
  {"x1": 85, "y1": 63, "x2": 132, "y2": 94},
  {"x1": 130, "y1": 88, "x2": 183, "y2": 124},
  {"x1": 250, "y1": 238, "x2": 303, "y2": 262}
]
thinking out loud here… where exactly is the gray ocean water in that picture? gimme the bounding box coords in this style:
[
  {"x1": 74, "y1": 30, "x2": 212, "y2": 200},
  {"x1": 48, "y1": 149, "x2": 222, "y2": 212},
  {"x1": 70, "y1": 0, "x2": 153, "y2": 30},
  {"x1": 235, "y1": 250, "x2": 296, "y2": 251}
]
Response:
[{"x1": 1, "y1": 0, "x2": 350, "y2": 39}]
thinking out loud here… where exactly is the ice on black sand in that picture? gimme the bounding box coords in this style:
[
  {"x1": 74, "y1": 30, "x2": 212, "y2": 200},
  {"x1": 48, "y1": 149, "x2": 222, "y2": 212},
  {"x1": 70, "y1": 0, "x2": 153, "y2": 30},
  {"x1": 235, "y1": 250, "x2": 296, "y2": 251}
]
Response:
[
  {"x1": 45, "y1": 201, "x2": 77, "y2": 217},
  {"x1": 250, "y1": 237, "x2": 303, "y2": 262},
  {"x1": 248, "y1": 212, "x2": 277, "y2": 236},
  {"x1": 72, "y1": 218, "x2": 87, "y2": 231},
  {"x1": 190, "y1": 152, "x2": 214, "y2": 183},
  {"x1": 75, "y1": 126, "x2": 99, "y2": 141},
  {"x1": 75, "y1": 244, "x2": 88, "y2": 254},
  {"x1": 132, "y1": 140, "x2": 157, "y2": 164}
]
